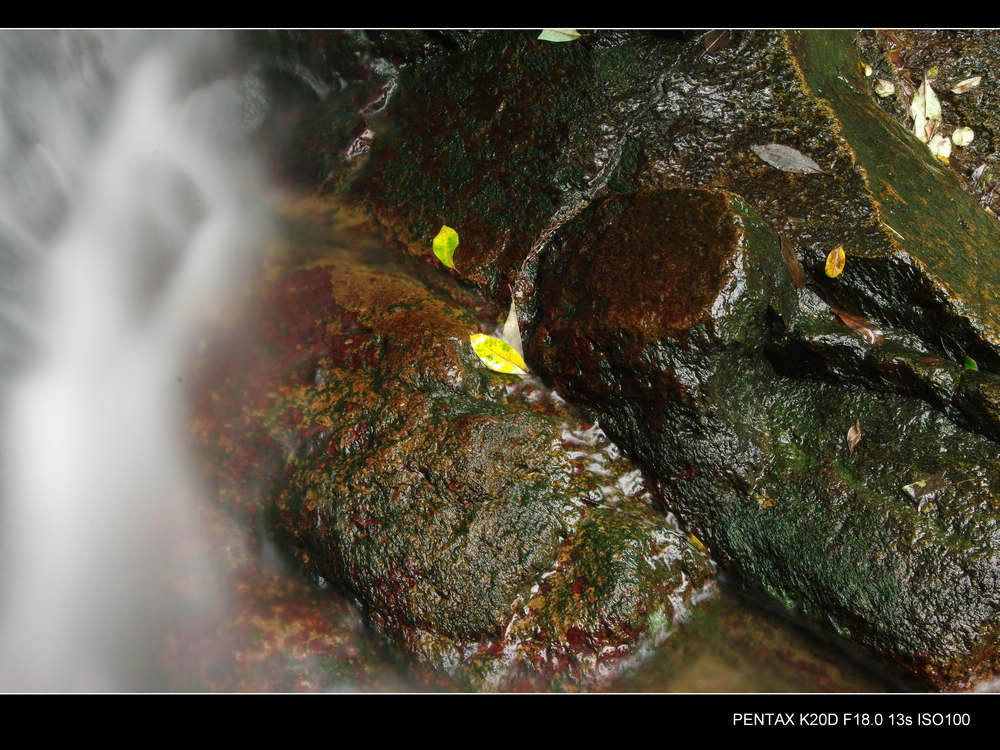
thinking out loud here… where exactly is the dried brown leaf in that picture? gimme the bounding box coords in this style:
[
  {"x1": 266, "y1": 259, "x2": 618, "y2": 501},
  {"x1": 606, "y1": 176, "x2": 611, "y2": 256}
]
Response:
[
  {"x1": 830, "y1": 305, "x2": 884, "y2": 346},
  {"x1": 778, "y1": 235, "x2": 805, "y2": 288},
  {"x1": 702, "y1": 30, "x2": 731, "y2": 55},
  {"x1": 847, "y1": 419, "x2": 862, "y2": 455}
]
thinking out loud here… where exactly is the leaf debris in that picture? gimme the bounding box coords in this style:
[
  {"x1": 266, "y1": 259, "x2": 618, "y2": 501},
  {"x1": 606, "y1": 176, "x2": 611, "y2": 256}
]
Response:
[
  {"x1": 950, "y1": 76, "x2": 982, "y2": 94},
  {"x1": 846, "y1": 419, "x2": 862, "y2": 455},
  {"x1": 778, "y1": 235, "x2": 805, "y2": 288},
  {"x1": 538, "y1": 29, "x2": 581, "y2": 43},
  {"x1": 829, "y1": 305, "x2": 884, "y2": 345},
  {"x1": 752, "y1": 144, "x2": 827, "y2": 175}
]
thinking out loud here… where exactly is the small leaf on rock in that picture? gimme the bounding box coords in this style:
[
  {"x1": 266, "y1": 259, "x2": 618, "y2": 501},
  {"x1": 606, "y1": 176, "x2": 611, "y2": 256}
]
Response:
[
  {"x1": 779, "y1": 235, "x2": 805, "y2": 288},
  {"x1": 950, "y1": 75, "x2": 982, "y2": 94},
  {"x1": 501, "y1": 295, "x2": 524, "y2": 360},
  {"x1": 752, "y1": 144, "x2": 827, "y2": 174},
  {"x1": 910, "y1": 76, "x2": 942, "y2": 144},
  {"x1": 847, "y1": 419, "x2": 862, "y2": 455},
  {"x1": 756, "y1": 494, "x2": 777, "y2": 509},
  {"x1": 952, "y1": 126, "x2": 974, "y2": 147},
  {"x1": 470, "y1": 333, "x2": 528, "y2": 375},
  {"x1": 825, "y1": 245, "x2": 846, "y2": 278},
  {"x1": 687, "y1": 532, "x2": 707, "y2": 552},
  {"x1": 538, "y1": 29, "x2": 581, "y2": 42},
  {"x1": 701, "y1": 29, "x2": 731, "y2": 55},
  {"x1": 929, "y1": 132, "x2": 951, "y2": 162},
  {"x1": 964, "y1": 355, "x2": 979, "y2": 371},
  {"x1": 829, "y1": 305, "x2": 884, "y2": 345},
  {"x1": 875, "y1": 79, "x2": 895, "y2": 97},
  {"x1": 432, "y1": 225, "x2": 459, "y2": 268}
]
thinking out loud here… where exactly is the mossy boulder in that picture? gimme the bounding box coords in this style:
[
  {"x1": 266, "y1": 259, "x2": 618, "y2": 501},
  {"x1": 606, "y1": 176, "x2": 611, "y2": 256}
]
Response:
[{"x1": 191, "y1": 205, "x2": 713, "y2": 690}]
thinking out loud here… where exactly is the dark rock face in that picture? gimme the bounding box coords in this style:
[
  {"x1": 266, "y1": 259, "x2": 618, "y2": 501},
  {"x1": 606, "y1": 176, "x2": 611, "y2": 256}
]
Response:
[
  {"x1": 271, "y1": 29, "x2": 1000, "y2": 688},
  {"x1": 192, "y1": 208, "x2": 714, "y2": 689}
]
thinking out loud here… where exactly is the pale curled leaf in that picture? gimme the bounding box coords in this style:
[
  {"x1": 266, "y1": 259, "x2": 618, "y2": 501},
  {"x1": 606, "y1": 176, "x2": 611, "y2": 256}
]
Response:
[
  {"x1": 501, "y1": 296, "x2": 524, "y2": 359},
  {"x1": 752, "y1": 144, "x2": 827, "y2": 174},
  {"x1": 846, "y1": 419, "x2": 862, "y2": 455},
  {"x1": 929, "y1": 132, "x2": 952, "y2": 162},
  {"x1": 950, "y1": 75, "x2": 982, "y2": 94},
  {"x1": 910, "y1": 76, "x2": 942, "y2": 144},
  {"x1": 538, "y1": 29, "x2": 581, "y2": 43},
  {"x1": 469, "y1": 333, "x2": 528, "y2": 375},
  {"x1": 874, "y1": 79, "x2": 895, "y2": 98},
  {"x1": 952, "y1": 126, "x2": 974, "y2": 147}
]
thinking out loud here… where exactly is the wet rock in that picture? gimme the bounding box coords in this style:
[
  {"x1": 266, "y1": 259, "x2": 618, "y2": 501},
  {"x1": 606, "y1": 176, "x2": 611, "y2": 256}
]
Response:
[
  {"x1": 191, "y1": 204, "x2": 713, "y2": 689},
  {"x1": 315, "y1": 30, "x2": 1000, "y2": 688}
]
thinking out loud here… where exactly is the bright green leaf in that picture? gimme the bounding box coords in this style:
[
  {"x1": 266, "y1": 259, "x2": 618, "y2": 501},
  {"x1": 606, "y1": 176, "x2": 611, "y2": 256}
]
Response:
[
  {"x1": 964, "y1": 355, "x2": 979, "y2": 371},
  {"x1": 469, "y1": 333, "x2": 528, "y2": 375},
  {"x1": 433, "y1": 225, "x2": 459, "y2": 268},
  {"x1": 538, "y1": 29, "x2": 581, "y2": 43}
]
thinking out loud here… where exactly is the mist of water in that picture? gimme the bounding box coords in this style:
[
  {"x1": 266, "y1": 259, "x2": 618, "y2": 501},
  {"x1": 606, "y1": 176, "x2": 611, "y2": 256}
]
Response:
[{"x1": 0, "y1": 31, "x2": 271, "y2": 690}]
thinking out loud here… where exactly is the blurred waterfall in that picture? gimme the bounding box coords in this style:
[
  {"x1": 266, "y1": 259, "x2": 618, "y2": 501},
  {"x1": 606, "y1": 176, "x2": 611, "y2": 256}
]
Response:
[{"x1": 0, "y1": 30, "x2": 271, "y2": 690}]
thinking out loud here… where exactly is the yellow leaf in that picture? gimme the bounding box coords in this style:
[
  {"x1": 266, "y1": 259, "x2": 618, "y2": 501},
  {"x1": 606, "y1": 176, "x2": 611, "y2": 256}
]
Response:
[
  {"x1": 756, "y1": 494, "x2": 777, "y2": 509},
  {"x1": 825, "y1": 245, "x2": 846, "y2": 278},
  {"x1": 433, "y1": 225, "x2": 459, "y2": 268},
  {"x1": 687, "y1": 532, "x2": 707, "y2": 552},
  {"x1": 469, "y1": 333, "x2": 528, "y2": 375}
]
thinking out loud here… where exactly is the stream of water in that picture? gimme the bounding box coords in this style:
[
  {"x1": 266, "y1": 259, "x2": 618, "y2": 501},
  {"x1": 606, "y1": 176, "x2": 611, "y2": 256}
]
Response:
[
  {"x1": 0, "y1": 30, "x2": 902, "y2": 692},
  {"x1": 0, "y1": 29, "x2": 271, "y2": 691}
]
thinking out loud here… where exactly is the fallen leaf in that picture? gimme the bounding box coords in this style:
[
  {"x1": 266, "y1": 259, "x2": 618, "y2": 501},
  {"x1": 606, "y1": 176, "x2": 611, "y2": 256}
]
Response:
[
  {"x1": 846, "y1": 419, "x2": 862, "y2": 455},
  {"x1": 778, "y1": 235, "x2": 805, "y2": 288},
  {"x1": 950, "y1": 75, "x2": 982, "y2": 94},
  {"x1": 910, "y1": 75, "x2": 942, "y2": 144},
  {"x1": 964, "y1": 355, "x2": 979, "y2": 371},
  {"x1": 952, "y1": 126, "x2": 974, "y2": 147},
  {"x1": 687, "y1": 533, "x2": 707, "y2": 553},
  {"x1": 829, "y1": 305, "x2": 884, "y2": 345},
  {"x1": 756, "y1": 494, "x2": 777, "y2": 509},
  {"x1": 538, "y1": 29, "x2": 581, "y2": 43},
  {"x1": 501, "y1": 295, "x2": 524, "y2": 359},
  {"x1": 863, "y1": 63, "x2": 873, "y2": 77},
  {"x1": 825, "y1": 245, "x2": 846, "y2": 278},
  {"x1": 432, "y1": 225, "x2": 459, "y2": 268},
  {"x1": 701, "y1": 29, "x2": 731, "y2": 55},
  {"x1": 929, "y1": 132, "x2": 952, "y2": 162},
  {"x1": 874, "y1": 79, "x2": 895, "y2": 97},
  {"x1": 751, "y1": 144, "x2": 827, "y2": 175},
  {"x1": 469, "y1": 333, "x2": 528, "y2": 375}
]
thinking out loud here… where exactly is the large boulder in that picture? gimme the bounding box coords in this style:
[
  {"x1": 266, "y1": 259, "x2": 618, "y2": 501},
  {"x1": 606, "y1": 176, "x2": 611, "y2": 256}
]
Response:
[{"x1": 191, "y1": 204, "x2": 714, "y2": 689}]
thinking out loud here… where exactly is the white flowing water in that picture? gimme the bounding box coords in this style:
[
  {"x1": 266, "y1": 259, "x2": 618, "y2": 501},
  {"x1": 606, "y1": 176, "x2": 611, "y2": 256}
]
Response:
[{"x1": 0, "y1": 30, "x2": 270, "y2": 690}]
